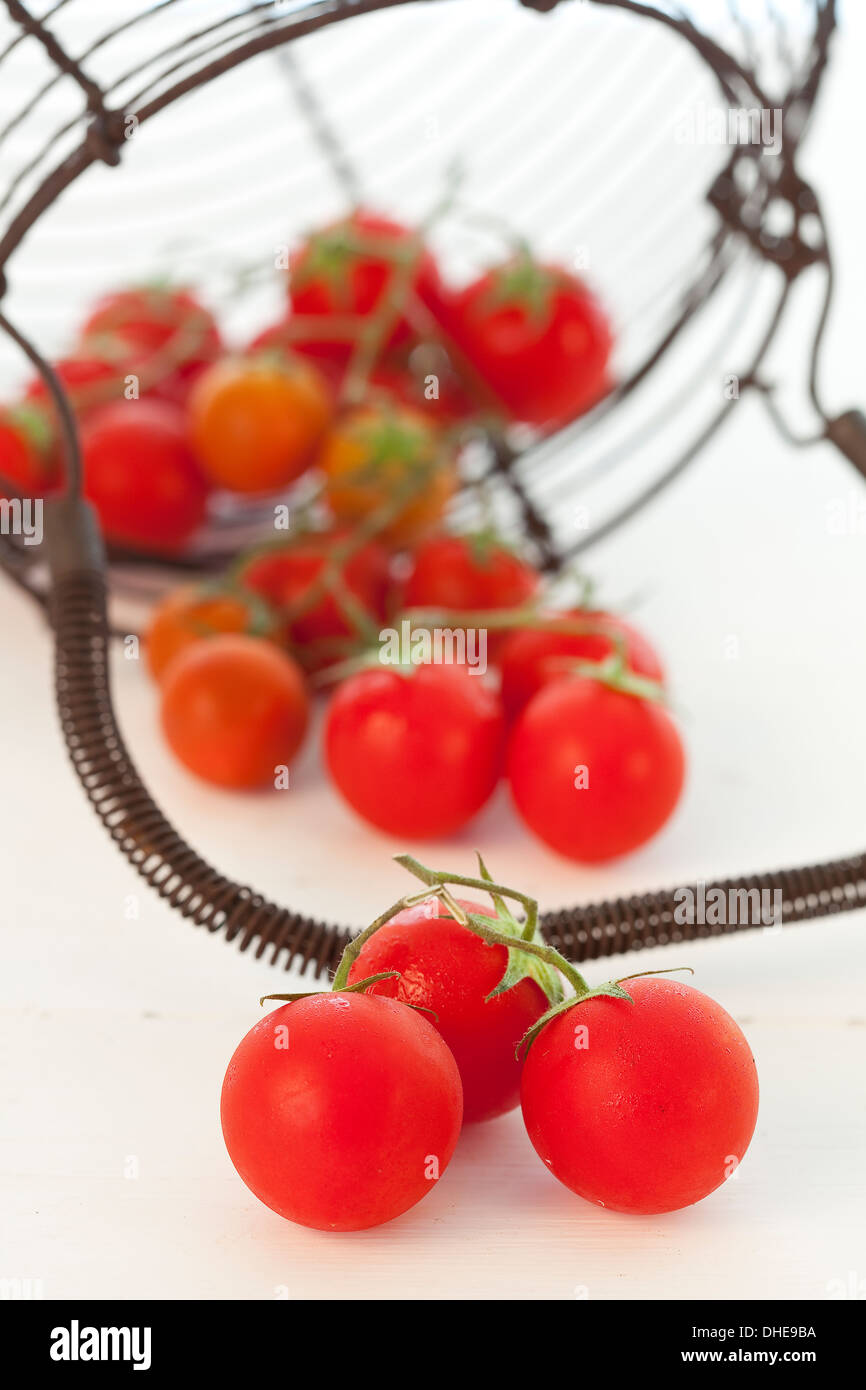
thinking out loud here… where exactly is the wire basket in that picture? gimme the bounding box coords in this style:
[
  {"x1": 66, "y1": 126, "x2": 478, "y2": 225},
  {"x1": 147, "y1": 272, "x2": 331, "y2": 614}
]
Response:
[{"x1": 1, "y1": 0, "x2": 864, "y2": 976}]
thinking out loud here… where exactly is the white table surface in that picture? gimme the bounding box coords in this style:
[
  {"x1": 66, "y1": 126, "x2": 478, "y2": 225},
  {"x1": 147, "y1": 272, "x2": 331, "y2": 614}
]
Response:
[{"x1": 2, "y1": 5, "x2": 866, "y2": 1302}]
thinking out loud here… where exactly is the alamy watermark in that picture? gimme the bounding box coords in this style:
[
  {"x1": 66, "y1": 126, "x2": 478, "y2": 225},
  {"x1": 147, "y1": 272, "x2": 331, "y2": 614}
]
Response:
[
  {"x1": 675, "y1": 103, "x2": 783, "y2": 156},
  {"x1": 379, "y1": 619, "x2": 487, "y2": 675},
  {"x1": 0, "y1": 496, "x2": 42, "y2": 546},
  {"x1": 674, "y1": 881, "x2": 782, "y2": 928}
]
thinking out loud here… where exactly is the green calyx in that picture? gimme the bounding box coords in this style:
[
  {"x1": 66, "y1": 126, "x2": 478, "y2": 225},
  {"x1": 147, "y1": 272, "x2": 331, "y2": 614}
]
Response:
[{"x1": 484, "y1": 250, "x2": 566, "y2": 327}]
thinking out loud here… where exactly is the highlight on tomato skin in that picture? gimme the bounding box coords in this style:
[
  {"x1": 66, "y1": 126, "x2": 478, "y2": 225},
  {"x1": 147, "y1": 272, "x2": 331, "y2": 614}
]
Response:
[
  {"x1": 346, "y1": 896, "x2": 550, "y2": 1123},
  {"x1": 220, "y1": 990, "x2": 463, "y2": 1232},
  {"x1": 520, "y1": 976, "x2": 760, "y2": 1216}
]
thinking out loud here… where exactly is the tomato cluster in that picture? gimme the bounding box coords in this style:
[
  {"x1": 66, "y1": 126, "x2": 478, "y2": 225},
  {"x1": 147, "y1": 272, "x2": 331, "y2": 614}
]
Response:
[{"x1": 221, "y1": 858, "x2": 760, "y2": 1230}]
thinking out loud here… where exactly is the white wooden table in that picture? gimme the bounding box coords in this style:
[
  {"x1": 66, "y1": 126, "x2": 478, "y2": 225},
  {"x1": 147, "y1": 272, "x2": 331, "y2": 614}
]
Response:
[{"x1": 2, "y1": 5, "x2": 866, "y2": 1303}]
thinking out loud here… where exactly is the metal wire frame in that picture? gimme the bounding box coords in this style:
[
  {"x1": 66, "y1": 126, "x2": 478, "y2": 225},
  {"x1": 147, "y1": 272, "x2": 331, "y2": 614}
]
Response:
[{"x1": 2, "y1": 0, "x2": 866, "y2": 977}]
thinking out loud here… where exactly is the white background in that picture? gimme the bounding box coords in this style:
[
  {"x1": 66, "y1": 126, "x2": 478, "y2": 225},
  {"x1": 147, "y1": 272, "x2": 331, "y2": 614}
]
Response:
[{"x1": 1, "y1": 1, "x2": 865, "y2": 1300}]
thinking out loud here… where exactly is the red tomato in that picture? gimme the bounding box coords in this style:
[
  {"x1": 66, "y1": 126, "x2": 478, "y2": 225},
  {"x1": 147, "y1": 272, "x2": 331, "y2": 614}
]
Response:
[
  {"x1": 288, "y1": 211, "x2": 446, "y2": 362},
  {"x1": 403, "y1": 533, "x2": 539, "y2": 612},
  {"x1": 446, "y1": 254, "x2": 612, "y2": 426},
  {"x1": 325, "y1": 662, "x2": 505, "y2": 838},
  {"x1": 240, "y1": 531, "x2": 390, "y2": 669},
  {"x1": 81, "y1": 286, "x2": 222, "y2": 405},
  {"x1": 25, "y1": 352, "x2": 127, "y2": 418},
  {"x1": 221, "y1": 991, "x2": 463, "y2": 1230},
  {"x1": 160, "y1": 635, "x2": 309, "y2": 790},
  {"x1": 498, "y1": 611, "x2": 663, "y2": 721},
  {"x1": 0, "y1": 407, "x2": 58, "y2": 497},
  {"x1": 508, "y1": 676, "x2": 685, "y2": 862},
  {"x1": 348, "y1": 897, "x2": 550, "y2": 1122},
  {"x1": 521, "y1": 977, "x2": 759, "y2": 1214},
  {"x1": 81, "y1": 400, "x2": 209, "y2": 553}
]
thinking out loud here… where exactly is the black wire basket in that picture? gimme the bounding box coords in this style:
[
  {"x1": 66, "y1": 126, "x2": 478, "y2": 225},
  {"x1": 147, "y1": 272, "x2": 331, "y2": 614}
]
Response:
[{"x1": 1, "y1": 0, "x2": 865, "y2": 977}]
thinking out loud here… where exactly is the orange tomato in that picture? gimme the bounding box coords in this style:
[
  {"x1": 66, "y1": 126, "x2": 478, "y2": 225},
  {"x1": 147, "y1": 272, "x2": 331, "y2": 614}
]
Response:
[
  {"x1": 145, "y1": 583, "x2": 278, "y2": 683},
  {"x1": 188, "y1": 356, "x2": 331, "y2": 494},
  {"x1": 318, "y1": 406, "x2": 455, "y2": 545},
  {"x1": 160, "y1": 635, "x2": 310, "y2": 790}
]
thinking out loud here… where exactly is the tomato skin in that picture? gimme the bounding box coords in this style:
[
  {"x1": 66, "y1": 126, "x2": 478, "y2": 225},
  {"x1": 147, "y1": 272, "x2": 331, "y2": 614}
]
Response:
[
  {"x1": 145, "y1": 584, "x2": 277, "y2": 682},
  {"x1": 447, "y1": 259, "x2": 612, "y2": 426},
  {"x1": 324, "y1": 662, "x2": 506, "y2": 838},
  {"x1": 188, "y1": 356, "x2": 331, "y2": 495},
  {"x1": 240, "y1": 531, "x2": 390, "y2": 667},
  {"x1": 348, "y1": 897, "x2": 548, "y2": 1122},
  {"x1": 498, "y1": 611, "x2": 663, "y2": 721},
  {"x1": 288, "y1": 211, "x2": 446, "y2": 360},
  {"x1": 81, "y1": 400, "x2": 209, "y2": 553},
  {"x1": 82, "y1": 286, "x2": 222, "y2": 405},
  {"x1": 221, "y1": 991, "x2": 463, "y2": 1231},
  {"x1": 520, "y1": 977, "x2": 759, "y2": 1214},
  {"x1": 160, "y1": 635, "x2": 309, "y2": 789},
  {"x1": 319, "y1": 405, "x2": 455, "y2": 545},
  {"x1": 402, "y1": 534, "x2": 539, "y2": 632},
  {"x1": 507, "y1": 677, "x2": 684, "y2": 862},
  {"x1": 0, "y1": 409, "x2": 58, "y2": 497}
]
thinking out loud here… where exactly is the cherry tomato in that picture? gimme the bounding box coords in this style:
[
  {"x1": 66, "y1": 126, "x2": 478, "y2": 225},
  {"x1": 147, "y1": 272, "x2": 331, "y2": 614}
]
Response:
[
  {"x1": 498, "y1": 611, "x2": 663, "y2": 721},
  {"x1": 446, "y1": 253, "x2": 612, "y2": 426},
  {"x1": 507, "y1": 676, "x2": 685, "y2": 862},
  {"x1": 81, "y1": 400, "x2": 209, "y2": 553},
  {"x1": 318, "y1": 405, "x2": 455, "y2": 545},
  {"x1": 25, "y1": 351, "x2": 127, "y2": 418},
  {"x1": 240, "y1": 530, "x2": 390, "y2": 669},
  {"x1": 288, "y1": 210, "x2": 446, "y2": 361},
  {"x1": 521, "y1": 977, "x2": 759, "y2": 1214},
  {"x1": 222, "y1": 991, "x2": 462, "y2": 1231},
  {"x1": 160, "y1": 635, "x2": 309, "y2": 789},
  {"x1": 325, "y1": 662, "x2": 505, "y2": 838},
  {"x1": 348, "y1": 897, "x2": 550, "y2": 1122},
  {"x1": 145, "y1": 583, "x2": 278, "y2": 683},
  {"x1": 401, "y1": 533, "x2": 539, "y2": 658},
  {"x1": 0, "y1": 406, "x2": 58, "y2": 497},
  {"x1": 81, "y1": 285, "x2": 222, "y2": 405},
  {"x1": 188, "y1": 355, "x2": 330, "y2": 496}
]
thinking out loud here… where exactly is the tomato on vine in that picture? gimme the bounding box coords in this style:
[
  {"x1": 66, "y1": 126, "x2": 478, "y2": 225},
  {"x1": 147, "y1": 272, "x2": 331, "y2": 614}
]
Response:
[
  {"x1": 288, "y1": 210, "x2": 446, "y2": 361},
  {"x1": 401, "y1": 533, "x2": 540, "y2": 658},
  {"x1": 498, "y1": 610, "x2": 663, "y2": 720},
  {"x1": 318, "y1": 404, "x2": 455, "y2": 545},
  {"x1": 145, "y1": 583, "x2": 279, "y2": 683},
  {"x1": 160, "y1": 634, "x2": 309, "y2": 789},
  {"x1": 239, "y1": 530, "x2": 391, "y2": 670},
  {"x1": 446, "y1": 252, "x2": 612, "y2": 426},
  {"x1": 324, "y1": 661, "x2": 505, "y2": 838},
  {"x1": 188, "y1": 355, "x2": 331, "y2": 495},
  {"x1": 81, "y1": 400, "x2": 209, "y2": 553},
  {"x1": 346, "y1": 858, "x2": 560, "y2": 1123},
  {"x1": 81, "y1": 285, "x2": 222, "y2": 405},
  {"x1": 521, "y1": 976, "x2": 759, "y2": 1214},
  {"x1": 221, "y1": 987, "x2": 462, "y2": 1231},
  {"x1": 507, "y1": 658, "x2": 684, "y2": 862}
]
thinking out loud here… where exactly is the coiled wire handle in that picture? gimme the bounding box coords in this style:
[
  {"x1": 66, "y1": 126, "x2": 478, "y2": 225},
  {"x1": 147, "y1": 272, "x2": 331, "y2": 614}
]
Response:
[{"x1": 46, "y1": 500, "x2": 866, "y2": 978}]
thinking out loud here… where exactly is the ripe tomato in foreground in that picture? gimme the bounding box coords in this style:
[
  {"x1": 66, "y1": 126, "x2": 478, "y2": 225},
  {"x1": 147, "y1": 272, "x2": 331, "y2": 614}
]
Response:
[
  {"x1": 348, "y1": 896, "x2": 554, "y2": 1123},
  {"x1": 508, "y1": 675, "x2": 684, "y2": 862},
  {"x1": 160, "y1": 635, "x2": 309, "y2": 789},
  {"x1": 188, "y1": 355, "x2": 331, "y2": 494},
  {"x1": 221, "y1": 991, "x2": 462, "y2": 1231},
  {"x1": 520, "y1": 977, "x2": 759, "y2": 1214},
  {"x1": 325, "y1": 662, "x2": 505, "y2": 838},
  {"x1": 498, "y1": 611, "x2": 663, "y2": 721},
  {"x1": 81, "y1": 400, "x2": 209, "y2": 553}
]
